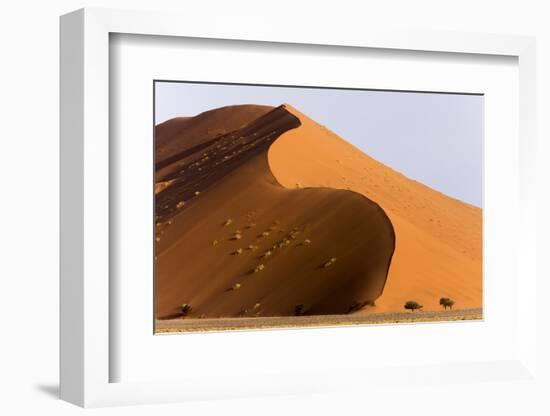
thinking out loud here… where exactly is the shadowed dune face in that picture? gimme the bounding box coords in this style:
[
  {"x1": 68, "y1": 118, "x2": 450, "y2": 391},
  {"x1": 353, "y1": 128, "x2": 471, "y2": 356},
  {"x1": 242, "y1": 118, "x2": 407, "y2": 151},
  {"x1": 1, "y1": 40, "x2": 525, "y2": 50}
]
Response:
[
  {"x1": 155, "y1": 105, "x2": 396, "y2": 319},
  {"x1": 268, "y1": 104, "x2": 483, "y2": 312},
  {"x1": 155, "y1": 104, "x2": 274, "y2": 179}
]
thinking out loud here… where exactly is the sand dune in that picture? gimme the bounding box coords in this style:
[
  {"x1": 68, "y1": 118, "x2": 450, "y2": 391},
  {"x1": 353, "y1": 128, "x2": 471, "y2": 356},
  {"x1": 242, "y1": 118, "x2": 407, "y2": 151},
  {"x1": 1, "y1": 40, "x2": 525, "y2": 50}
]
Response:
[
  {"x1": 155, "y1": 103, "x2": 482, "y2": 322},
  {"x1": 155, "y1": 105, "x2": 395, "y2": 319},
  {"x1": 268, "y1": 104, "x2": 482, "y2": 312}
]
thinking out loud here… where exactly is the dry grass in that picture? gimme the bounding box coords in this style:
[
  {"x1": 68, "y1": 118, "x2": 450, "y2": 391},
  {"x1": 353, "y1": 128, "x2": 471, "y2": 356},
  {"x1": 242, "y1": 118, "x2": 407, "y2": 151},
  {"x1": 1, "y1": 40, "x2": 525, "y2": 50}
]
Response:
[
  {"x1": 323, "y1": 257, "x2": 337, "y2": 268},
  {"x1": 231, "y1": 233, "x2": 242, "y2": 241}
]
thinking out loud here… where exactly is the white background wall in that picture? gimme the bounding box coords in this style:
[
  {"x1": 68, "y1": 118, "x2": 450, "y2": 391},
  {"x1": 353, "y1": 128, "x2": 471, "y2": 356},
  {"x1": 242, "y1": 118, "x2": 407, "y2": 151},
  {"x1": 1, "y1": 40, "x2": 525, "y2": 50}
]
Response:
[{"x1": 0, "y1": 0, "x2": 548, "y2": 414}]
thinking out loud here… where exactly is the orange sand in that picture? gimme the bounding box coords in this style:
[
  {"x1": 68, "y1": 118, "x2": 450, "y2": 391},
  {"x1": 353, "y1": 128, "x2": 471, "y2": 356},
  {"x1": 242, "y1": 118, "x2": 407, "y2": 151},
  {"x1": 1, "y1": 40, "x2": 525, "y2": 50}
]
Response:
[{"x1": 268, "y1": 104, "x2": 482, "y2": 312}]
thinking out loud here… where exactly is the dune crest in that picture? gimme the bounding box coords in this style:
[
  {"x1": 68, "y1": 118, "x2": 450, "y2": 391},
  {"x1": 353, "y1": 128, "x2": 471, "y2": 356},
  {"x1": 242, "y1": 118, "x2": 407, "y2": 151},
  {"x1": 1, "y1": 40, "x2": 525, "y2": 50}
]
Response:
[{"x1": 268, "y1": 103, "x2": 482, "y2": 312}]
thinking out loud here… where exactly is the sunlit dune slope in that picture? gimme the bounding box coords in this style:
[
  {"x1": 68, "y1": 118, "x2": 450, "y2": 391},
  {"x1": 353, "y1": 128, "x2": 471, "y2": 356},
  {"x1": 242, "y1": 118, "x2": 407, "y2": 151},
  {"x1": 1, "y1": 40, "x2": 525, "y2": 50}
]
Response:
[
  {"x1": 268, "y1": 104, "x2": 482, "y2": 312},
  {"x1": 155, "y1": 105, "x2": 395, "y2": 319}
]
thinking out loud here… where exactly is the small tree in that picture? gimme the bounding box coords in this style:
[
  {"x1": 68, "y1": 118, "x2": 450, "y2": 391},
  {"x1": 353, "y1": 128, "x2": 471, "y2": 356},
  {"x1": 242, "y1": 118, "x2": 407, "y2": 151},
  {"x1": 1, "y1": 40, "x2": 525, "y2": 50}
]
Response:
[
  {"x1": 439, "y1": 297, "x2": 455, "y2": 310},
  {"x1": 180, "y1": 303, "x2": 192, "y2": 316},
  {"x1": 404, "y1": 300, "x2": 423, "y2": 312},
  {"x1": 295, "y1": 304, "x2": 306, "y2": 316}
]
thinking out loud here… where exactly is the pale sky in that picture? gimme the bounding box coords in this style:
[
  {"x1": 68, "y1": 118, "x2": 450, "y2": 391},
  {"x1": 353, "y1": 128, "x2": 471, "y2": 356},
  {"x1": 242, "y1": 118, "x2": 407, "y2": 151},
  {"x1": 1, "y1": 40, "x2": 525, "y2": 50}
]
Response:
[{"x1": 155, "y1": 81, "x2": 483, "y2": 207}]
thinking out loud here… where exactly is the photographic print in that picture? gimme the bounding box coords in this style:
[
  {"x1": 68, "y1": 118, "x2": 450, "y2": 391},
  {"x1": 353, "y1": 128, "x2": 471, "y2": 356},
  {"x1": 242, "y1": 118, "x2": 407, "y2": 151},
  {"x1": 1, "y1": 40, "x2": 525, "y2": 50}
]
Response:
[{"x1": 154, "y1": 81, "x2": 483, "y2": 333}]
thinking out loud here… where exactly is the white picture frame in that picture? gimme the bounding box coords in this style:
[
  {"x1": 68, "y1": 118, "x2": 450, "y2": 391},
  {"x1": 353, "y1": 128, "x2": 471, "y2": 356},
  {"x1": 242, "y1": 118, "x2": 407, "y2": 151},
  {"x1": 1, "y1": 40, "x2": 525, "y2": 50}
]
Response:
[{"x1": 60, "y1": 7, "x2": 538, "y2": 408}]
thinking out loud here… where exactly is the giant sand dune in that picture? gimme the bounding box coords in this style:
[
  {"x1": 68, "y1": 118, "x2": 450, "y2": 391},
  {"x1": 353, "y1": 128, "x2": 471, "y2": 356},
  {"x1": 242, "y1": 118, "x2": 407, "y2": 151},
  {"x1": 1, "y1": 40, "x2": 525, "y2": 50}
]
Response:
[
  {"x1": 155, "y1": 105, "x2": 396, "y2": 319},
  {"x1": 155, "y1": 103, "x2": 482, "y2": 322}
]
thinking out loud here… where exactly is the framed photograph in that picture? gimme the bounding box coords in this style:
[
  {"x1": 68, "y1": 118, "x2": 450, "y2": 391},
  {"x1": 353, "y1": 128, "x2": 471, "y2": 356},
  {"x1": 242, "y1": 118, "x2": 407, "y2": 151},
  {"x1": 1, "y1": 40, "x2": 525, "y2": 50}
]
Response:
[{"x1": 60, "y1": 8, "x2": 538, "y2": 408}]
